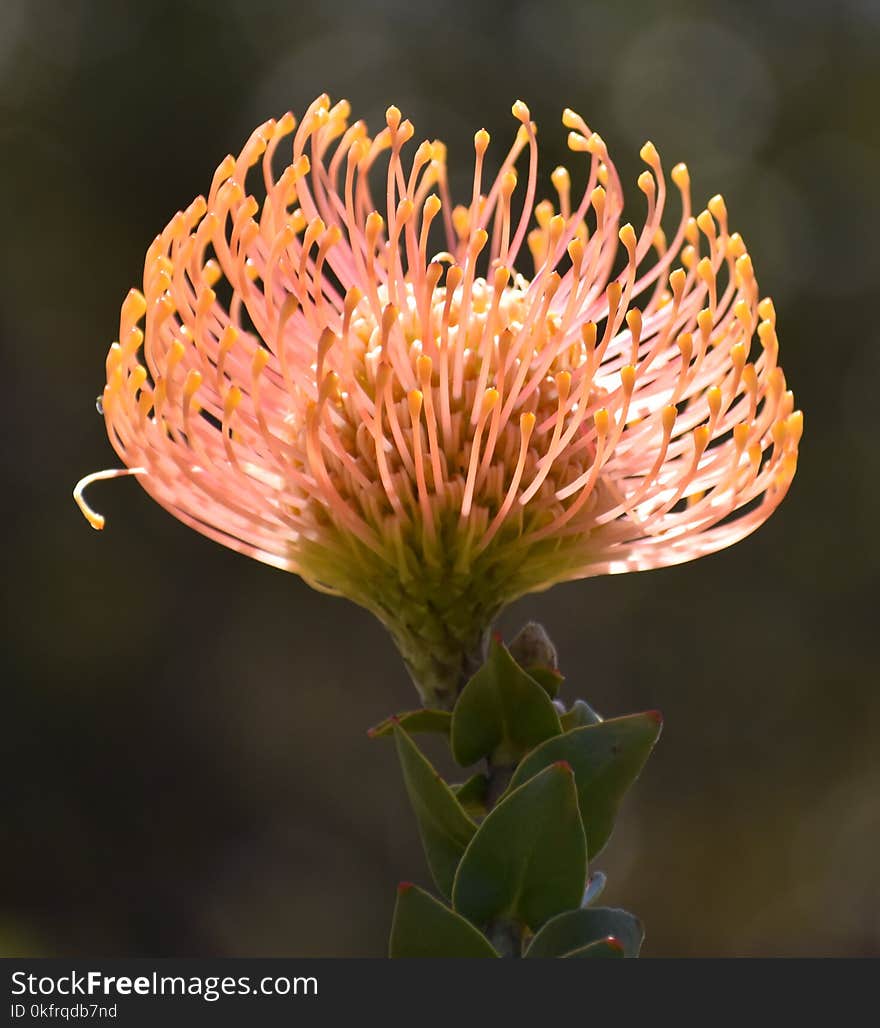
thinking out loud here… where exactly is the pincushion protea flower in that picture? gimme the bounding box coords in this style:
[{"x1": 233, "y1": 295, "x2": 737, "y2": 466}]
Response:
[{"x1": 75, "y1": 95, "x2": 800, "y2": 706}]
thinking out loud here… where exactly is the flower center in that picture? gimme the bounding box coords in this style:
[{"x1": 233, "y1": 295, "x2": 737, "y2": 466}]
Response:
[{"x1": 293, "y1": 278, "x2": 598, "y2": 554}]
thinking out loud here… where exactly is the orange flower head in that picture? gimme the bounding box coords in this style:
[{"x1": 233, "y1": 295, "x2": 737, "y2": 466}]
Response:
[{"x1": 75, "y1": 96, "x2": 801, "y2": 705}]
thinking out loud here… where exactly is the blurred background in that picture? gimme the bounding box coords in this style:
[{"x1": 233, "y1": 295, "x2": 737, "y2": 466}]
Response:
[{"x1": 2, "y1": 0, "x2": 878, "y2": 957}]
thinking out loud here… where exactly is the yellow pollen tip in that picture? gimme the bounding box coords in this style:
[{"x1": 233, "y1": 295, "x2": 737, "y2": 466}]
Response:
[
  {"x1": 626, "y1": 308, "x2": 642, "y2": 336},
  {"x1": 561, "y1": 108, "x2": 580, "y2": 129},
  {"x1": 74, "y1": 467, "x2": 146, "y2": 532},
  {"x1": 408, "y1": 389, "x2": 423, "y2": 419},
  {"x1": 581, "y1": 322, "x2": 597, "y2": 348},
  {"x1": 639, "y1": 140, "x2": 659, "y2": 166},
  {"x1": 787, "y1": 411, "x2": 804, "y2": 444},
  {"x1": 534, "y1": 199, "x2": 554, "y2": 229},
  {"x1": 512, "y1": 100, "x2": 531, "y2": 123},
  {"x1": 707, "y1": 385, "x2": 722, "y2": 418},
  {"x1": 585, "y1": 133, "x2": 606, "y2": 157},
  {"x1": 662, "y1": 405, "x2": 677, "y2": 434},
  {"x1": 551, "y1": 166, "x2": 570, "y2": 191},
  {"x1": 618, "y1": 223, "x2": 637, "y2": 251},
  {"x1": 365, "y1": 211, "x2": 385, "y2": 242},
  {"x1": 471, "y1": 228, "x2": 489, "y2": 253},
  {"x1": 697, "y1": 257, "x2": 714, "y2": 283},
  {"x1": 202, "y1": 260, "x2": 221, "y2": 287},
  {"x1": 474, "y1": 128, "x2": 490, "y2": 153},
  {"x1": 736, "y1": 254, "x2": 754, "y2": 280},
  {"x1": 727, "y1": 233, "x2": 746, "y2": 259},
  {"x1": 424, "y1": 194, "x2": 442, "y2": 219},
  {"x1": 758, "y1": 297, "x2": 776, "y2": 322},
  {"x1": 606, "y1": 280, "x2": 623, "y2": 310},
  {"x1": 708, "y1": 194, "x2": 728, "y2": 221},
  {"x1": 501, "y1": 170, "x2": 518, "y2": 196},
  {"x1": 697, "y1": 210, "x2": 715, "y2": 236},
  {"x1": 734, "y1": 299, "x2": 751, "y2": 327},
  {"x1": 758, "y1": 321, "x2": 777, "y2": 349},
  {"x1": 184, "y1": 369, "x2": 202, "y2": 398},
  {"x1": 567, "y1": 132, "x2": 590, "y2": 152},
  {"x1": 417, "y1": 354, "x2": 433, "y2": 385},
  {"x1": 482, "y1": 388, "x2": 500, "y2": 415},
  {"x1": 224, "y1": 385, "x2": 243, "y2": 419},
  {"x1": 520, "y1": 411, "x2": 536, "y2": 436},
  {"x1": 122, "y1": 289, "x2": 147, "y2": 324},
  {"x1": 385, "y1": 105, "x2": 401, "y2": 130},
  {"x1": 567, "y1": 238, "x2": 585, "y2": 264},
  {"x1": 621, "y1": 365, "x2": 636, "y2": 393},
  {"x1": 277, "y1": 111, "x2": 296, "y2": 133},
  {"x1": 637, "y1": 170, "x2": 654, "y2": 194},
  {"x1": 684, "y1": 218, "x2": 699, "y2": 246},
  {"x1": 693, "y1": 425, "x2": 710, "y2": 451},
  {"x1": 671, "y1": 163, "x2": 690, "y2": 190},
  {"x1": 452, "y1": 205, "x2": 470, "y2": 239},
  {"x1": 594, "y1": 408, "x2": 610, "y2": 435},
  {"x1": 252, "y1": 347, "x2": 270, "y2": 377}
]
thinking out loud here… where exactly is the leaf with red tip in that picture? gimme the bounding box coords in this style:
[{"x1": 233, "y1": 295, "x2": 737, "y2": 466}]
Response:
[
  {"x1": 389, "y1": 883, "x2": 499, "y2": 958},
  {"x1": 524, "y1": 906, "x2": 643, "y2": 958},
  {"x1": 452, "y1": 762, "x2": 587, "y2": 931},
  {"x1": 367, "y1": 708, "x2": 451, "y2": 738},
  {"x1": 393, "y1": 725, "x2": 476, "y2": 899},
  {"x1": 563, "y1": 937, "x2": 625, "y2": 958},
  {"x1": 507, "y1": 713, "x2": 662, "y2": 859},
  {"x1": 525, "y1": 665, "x2": 565, "y2": 698}
]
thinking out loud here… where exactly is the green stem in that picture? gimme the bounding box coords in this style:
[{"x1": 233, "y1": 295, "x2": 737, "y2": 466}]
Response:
[{"x1": 486, "y1": 917, "x2": 523, "y2": 958}]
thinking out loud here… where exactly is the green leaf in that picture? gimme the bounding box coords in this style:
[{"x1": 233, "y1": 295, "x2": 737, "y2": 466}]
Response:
[
  {"x1": 451, "y1": 638, "x2": 562, "y2": 767},
  {"x1": 389, "y1": 883, "x2": 499, "y2": 958},
  {"x1": 393, "y1": 726, "x2": 476, "y2": 898},
  {"x1": 560, "y1": 699, "x2": 603, "y2": 730},
  {"x1": 451, "y1": 773, "x2": 490, "y2": 818},
  {"x1": 525, "y1": 906, "x2": 644, "y2": 958},
  {"x1": 563, "y1": 937, "x2": 625, "y2": 958},
  {"x1": 368, "y1": 709, "x2": 452, "y2": 739},
  {"x1": 507, "y1": 712, "x2": 662, "y2": 858},
  {"x1": 452, "y1": 762, "x2": 587, "y2": 931},
  {"x1": 525, "y1": 665, "x2": 565, "y2": 698}
]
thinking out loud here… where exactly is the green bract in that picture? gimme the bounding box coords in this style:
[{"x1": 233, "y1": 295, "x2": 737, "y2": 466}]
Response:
[{"x1": 373, "y1": 633, "x2": 661, "y2": 957}]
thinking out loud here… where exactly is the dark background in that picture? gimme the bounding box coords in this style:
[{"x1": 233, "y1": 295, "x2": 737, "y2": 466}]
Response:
[{"x1": 2, "y1": 0, "x2": 878, "y2": 957}]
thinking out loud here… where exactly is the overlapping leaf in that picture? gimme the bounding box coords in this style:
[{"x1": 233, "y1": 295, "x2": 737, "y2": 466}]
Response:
[
  {"x1": 452, "y1": 762, "x2": 587, "y2": 931},
  {"x1": 507, "y1": 713, "x2": 662, "y2": 858},
  {"x1": 451, "y1": 638, "x2": 562, "y2": 767},
  {"x1": 393, "y1": 726, "x2": 476, "y2": 898},
  {"x1": 389, "y1": 883, "x2": 499, "y2": 958}
]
